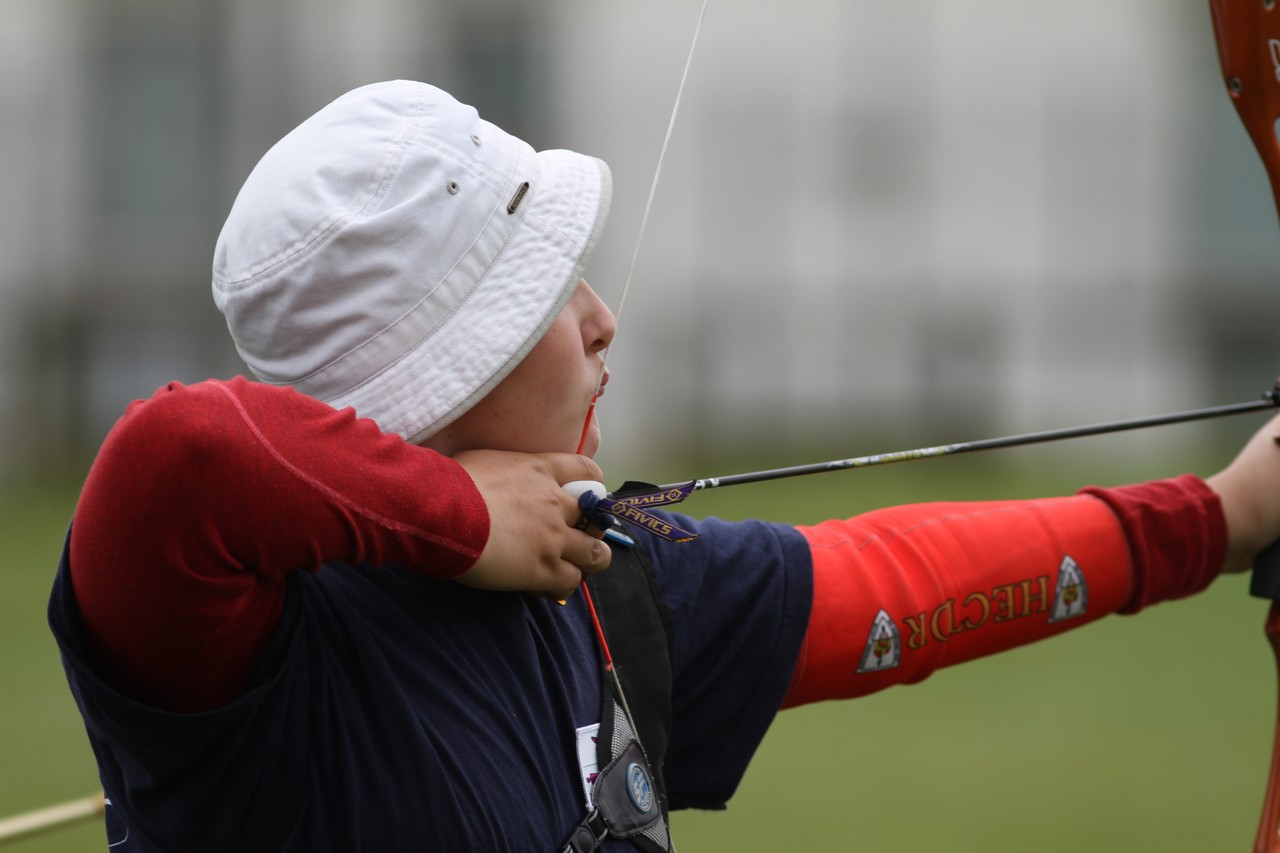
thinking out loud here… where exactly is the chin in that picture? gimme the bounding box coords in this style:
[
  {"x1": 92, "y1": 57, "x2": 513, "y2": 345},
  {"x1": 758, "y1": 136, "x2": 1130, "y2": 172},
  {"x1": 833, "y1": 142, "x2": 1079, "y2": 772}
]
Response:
[{"x1": 577, "y1": 428, "x2": 602, "y2": 458}]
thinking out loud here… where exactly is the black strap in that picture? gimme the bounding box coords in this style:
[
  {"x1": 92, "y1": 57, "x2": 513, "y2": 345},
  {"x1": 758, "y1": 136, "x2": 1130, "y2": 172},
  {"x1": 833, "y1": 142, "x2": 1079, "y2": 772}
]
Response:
[
  {"x1": 559, "y1": 810, "x2": 609, "y2": 853},
  {"x1": 585, "y1": 533, "x2": 674, "y2": 793},
  {"x1": 557, "y1": 533, "x2": 675, "y2": 853}
]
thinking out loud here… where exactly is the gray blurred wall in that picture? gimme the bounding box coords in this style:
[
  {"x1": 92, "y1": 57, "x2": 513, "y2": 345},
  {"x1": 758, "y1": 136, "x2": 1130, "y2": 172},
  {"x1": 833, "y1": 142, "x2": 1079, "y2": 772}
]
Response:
[{"x1": 1, "y1": 0, "x2": 1276, "y2": 484}]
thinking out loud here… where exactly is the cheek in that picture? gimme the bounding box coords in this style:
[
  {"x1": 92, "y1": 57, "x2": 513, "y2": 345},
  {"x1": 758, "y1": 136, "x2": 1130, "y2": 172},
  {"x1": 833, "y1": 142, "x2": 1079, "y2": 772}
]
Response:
[
  {"x1": 522, "y1": 328, "x2": 588, "y2": 404},
  {"x1": 490, "y1": 342, "x2": 584, "y2": 427}
]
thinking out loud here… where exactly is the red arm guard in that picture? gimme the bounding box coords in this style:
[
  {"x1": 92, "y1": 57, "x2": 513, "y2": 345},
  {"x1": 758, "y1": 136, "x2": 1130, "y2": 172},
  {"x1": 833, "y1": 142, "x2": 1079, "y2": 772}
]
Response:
[
  {"x1": 69, "y1": 378, "x2": 490, "y2": 712},
  {"x1": 783, "y1": 475, "x2": 1225, "y2": 708}
]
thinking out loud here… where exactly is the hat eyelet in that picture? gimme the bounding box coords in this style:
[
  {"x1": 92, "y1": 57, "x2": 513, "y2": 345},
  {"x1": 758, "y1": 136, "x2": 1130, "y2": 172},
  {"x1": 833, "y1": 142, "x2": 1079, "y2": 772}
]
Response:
[
  {"x1": 470, "y1": 133, "x2": 481, "y2": 147},
  {"x1": 446, "y1": 180, "x2": 460, "y2": 195}
]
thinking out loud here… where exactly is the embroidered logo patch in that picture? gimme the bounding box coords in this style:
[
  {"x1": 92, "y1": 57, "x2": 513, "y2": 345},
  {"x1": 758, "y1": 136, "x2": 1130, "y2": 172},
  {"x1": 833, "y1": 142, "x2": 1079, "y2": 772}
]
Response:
[
  {"x1": 1048, "y1": 555, "x2": 1088, "y2": 623},
  {"x1": 856, "y1": 609, "x2": 902, "y2": 673},
  {"x1": 626, "y1": 761, "x2": 655, "y2": 813}
]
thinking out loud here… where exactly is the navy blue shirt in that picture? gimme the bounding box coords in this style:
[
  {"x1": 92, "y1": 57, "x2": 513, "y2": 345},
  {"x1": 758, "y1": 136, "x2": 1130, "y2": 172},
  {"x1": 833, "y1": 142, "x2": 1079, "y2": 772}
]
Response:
[{"x1": 49, "y1": 514, "x2": 812, "y2": 852}]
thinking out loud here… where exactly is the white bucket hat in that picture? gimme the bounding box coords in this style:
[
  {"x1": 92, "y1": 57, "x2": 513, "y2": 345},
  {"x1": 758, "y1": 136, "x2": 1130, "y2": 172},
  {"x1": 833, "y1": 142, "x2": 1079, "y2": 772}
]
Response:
[{"x1": 212, "y1": 80, "x2": 612, "y2": 443}]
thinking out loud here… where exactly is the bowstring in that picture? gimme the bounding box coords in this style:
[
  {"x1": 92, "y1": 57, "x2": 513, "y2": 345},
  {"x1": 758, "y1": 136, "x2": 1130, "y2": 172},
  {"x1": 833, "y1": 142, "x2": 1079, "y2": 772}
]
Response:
[
  {"x1": 577, "y1": 0, "x2": 711, "y2": 748},
  {"x1": 580, "y1": 0, "x2": 712, "y2": 440}
]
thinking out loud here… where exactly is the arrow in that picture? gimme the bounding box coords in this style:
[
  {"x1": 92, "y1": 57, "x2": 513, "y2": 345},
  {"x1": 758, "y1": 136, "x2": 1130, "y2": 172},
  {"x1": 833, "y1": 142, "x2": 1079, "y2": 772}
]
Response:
[{"x1": 600, "y1": 382, "x2": 1280, "y2": 506}]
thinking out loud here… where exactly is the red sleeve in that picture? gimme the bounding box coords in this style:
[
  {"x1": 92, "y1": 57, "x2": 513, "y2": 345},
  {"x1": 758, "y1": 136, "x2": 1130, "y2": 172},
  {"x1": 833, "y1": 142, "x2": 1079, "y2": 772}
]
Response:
[
  {"x1": 1079, "y1": 475, "x2": 1225, "y2": 613},
  {"x1": 69, "y1": 377, "x2": 490, "y2": 712},
  {"x1": 782, "y1": 475, "x2": 1225, "y2": 709}
]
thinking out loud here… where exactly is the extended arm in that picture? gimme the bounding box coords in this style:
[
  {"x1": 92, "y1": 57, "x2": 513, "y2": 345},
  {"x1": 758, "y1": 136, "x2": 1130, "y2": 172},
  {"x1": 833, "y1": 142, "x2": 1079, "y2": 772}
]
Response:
[
  {"x1": 781, "y1": 474, "x2": 1223, "y2": 707},
  {"x1": 783, "y1": 412, "x2": 1280, "y2": 708}
]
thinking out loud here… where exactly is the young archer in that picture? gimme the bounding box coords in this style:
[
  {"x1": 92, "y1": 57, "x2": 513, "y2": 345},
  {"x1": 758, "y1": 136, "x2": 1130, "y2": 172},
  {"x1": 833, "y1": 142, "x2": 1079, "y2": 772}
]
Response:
[{"x1": 50, "y1": 80, "x2": 1280, "y2": 852}]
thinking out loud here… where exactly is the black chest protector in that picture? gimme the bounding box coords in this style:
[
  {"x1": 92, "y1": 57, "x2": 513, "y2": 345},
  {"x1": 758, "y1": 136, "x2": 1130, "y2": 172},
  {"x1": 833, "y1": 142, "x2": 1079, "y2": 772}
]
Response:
[{"x1": 559, "y1": 535, "x2": 675, "y2": 853}]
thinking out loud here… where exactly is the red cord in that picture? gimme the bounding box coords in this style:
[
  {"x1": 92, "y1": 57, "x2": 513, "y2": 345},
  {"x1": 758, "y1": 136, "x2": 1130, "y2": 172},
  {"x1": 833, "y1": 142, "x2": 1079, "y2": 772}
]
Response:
[
  {"x1": 581, "y1": 581, "x2": 614, "y2": 671},
  {"x1": 575, "y1": 400, "x2": 597, "y2": 460},
  {"x1": 575, "y1": 394, "x2": 615, "y2": 671}
]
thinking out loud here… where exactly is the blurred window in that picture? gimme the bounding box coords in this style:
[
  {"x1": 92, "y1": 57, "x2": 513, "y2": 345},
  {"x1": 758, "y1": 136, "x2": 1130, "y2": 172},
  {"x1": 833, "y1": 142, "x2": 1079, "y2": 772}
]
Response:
[{"x1": 87, "y1": 2, "x2": 220, "y2": 225}]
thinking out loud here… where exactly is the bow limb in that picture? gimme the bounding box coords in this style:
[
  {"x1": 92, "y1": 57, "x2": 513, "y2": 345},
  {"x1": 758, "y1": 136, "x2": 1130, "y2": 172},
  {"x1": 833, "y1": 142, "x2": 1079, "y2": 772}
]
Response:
[
  {"x1": 1210, "y1": 1, "x2": 1280, "y2": 849},
  {"x1": 1209, "y1": 0, "x2": 1280, "y2": 224}
]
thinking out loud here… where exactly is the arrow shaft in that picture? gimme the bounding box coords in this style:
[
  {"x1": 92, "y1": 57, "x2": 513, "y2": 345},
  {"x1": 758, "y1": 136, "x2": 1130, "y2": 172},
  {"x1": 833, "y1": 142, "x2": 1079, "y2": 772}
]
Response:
[{"x1": 656, "y1": 389, "x2": 1280, "y2": 494}]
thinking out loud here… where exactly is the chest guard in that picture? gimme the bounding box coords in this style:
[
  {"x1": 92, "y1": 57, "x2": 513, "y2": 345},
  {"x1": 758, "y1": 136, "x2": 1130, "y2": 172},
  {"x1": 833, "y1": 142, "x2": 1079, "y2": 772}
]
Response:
[{"x1": 560, "y1": 534, "x2": 675, "y2": 853}]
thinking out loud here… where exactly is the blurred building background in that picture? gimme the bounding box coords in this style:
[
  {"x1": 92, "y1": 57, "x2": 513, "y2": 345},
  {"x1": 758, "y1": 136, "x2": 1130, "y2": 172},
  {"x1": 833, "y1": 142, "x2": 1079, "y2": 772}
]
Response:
[{"x1": 1, "y1": 0, "x2": 1276, "y2": 486}]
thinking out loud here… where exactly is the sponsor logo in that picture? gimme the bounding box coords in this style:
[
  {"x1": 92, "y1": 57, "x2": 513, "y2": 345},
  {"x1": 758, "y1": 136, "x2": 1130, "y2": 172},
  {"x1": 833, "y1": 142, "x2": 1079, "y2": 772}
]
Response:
[
  {"x1": 614, "y1": 488, "x2": 690, "y2": 508},
  {"x1": 626, "y1": 762, "x2": 654, "y2": 813},
  {"x1": 900, "y1": 573, "x2": 1056, "y2": 649}
]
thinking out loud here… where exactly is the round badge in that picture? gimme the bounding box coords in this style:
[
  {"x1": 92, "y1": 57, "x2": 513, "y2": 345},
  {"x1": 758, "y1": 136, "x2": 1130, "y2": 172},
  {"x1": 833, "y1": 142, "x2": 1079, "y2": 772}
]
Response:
[{"x1": 625, "y1": 762, "x2": 654, "y2": 813}]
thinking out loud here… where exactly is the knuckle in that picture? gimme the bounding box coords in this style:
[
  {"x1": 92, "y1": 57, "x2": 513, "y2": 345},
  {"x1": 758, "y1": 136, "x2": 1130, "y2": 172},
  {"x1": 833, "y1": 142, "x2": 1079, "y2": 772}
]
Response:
[
  {"x1": 577, "y1": 540, "x2": 611, "y2": 574},
  {"x1": 593, "y1": 540, "x2": 612, "y2": 569}
]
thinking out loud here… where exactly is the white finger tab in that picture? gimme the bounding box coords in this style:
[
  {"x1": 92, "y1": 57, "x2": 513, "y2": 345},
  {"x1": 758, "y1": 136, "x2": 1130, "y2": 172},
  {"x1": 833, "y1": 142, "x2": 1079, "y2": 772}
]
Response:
[{"x1": 562, "y1": 480, "x2": 607, "y2": 501}]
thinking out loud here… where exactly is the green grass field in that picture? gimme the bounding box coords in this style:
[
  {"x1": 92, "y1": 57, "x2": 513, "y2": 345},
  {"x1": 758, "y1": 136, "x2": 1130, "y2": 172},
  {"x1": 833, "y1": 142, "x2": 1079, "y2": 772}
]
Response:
[{"x1": 1, "y1": 432, "x2": 1274, "y2": 851}]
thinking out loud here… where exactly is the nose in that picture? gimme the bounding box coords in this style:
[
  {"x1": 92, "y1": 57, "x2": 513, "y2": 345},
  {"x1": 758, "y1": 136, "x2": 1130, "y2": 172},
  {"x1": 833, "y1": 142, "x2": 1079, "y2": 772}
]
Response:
[
  {"x1": 581, "y1": 282, "x2": 616, "y2": 354},
  {"x1": 590, "y1": 309, "x2": 616, "y2": 354}
]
